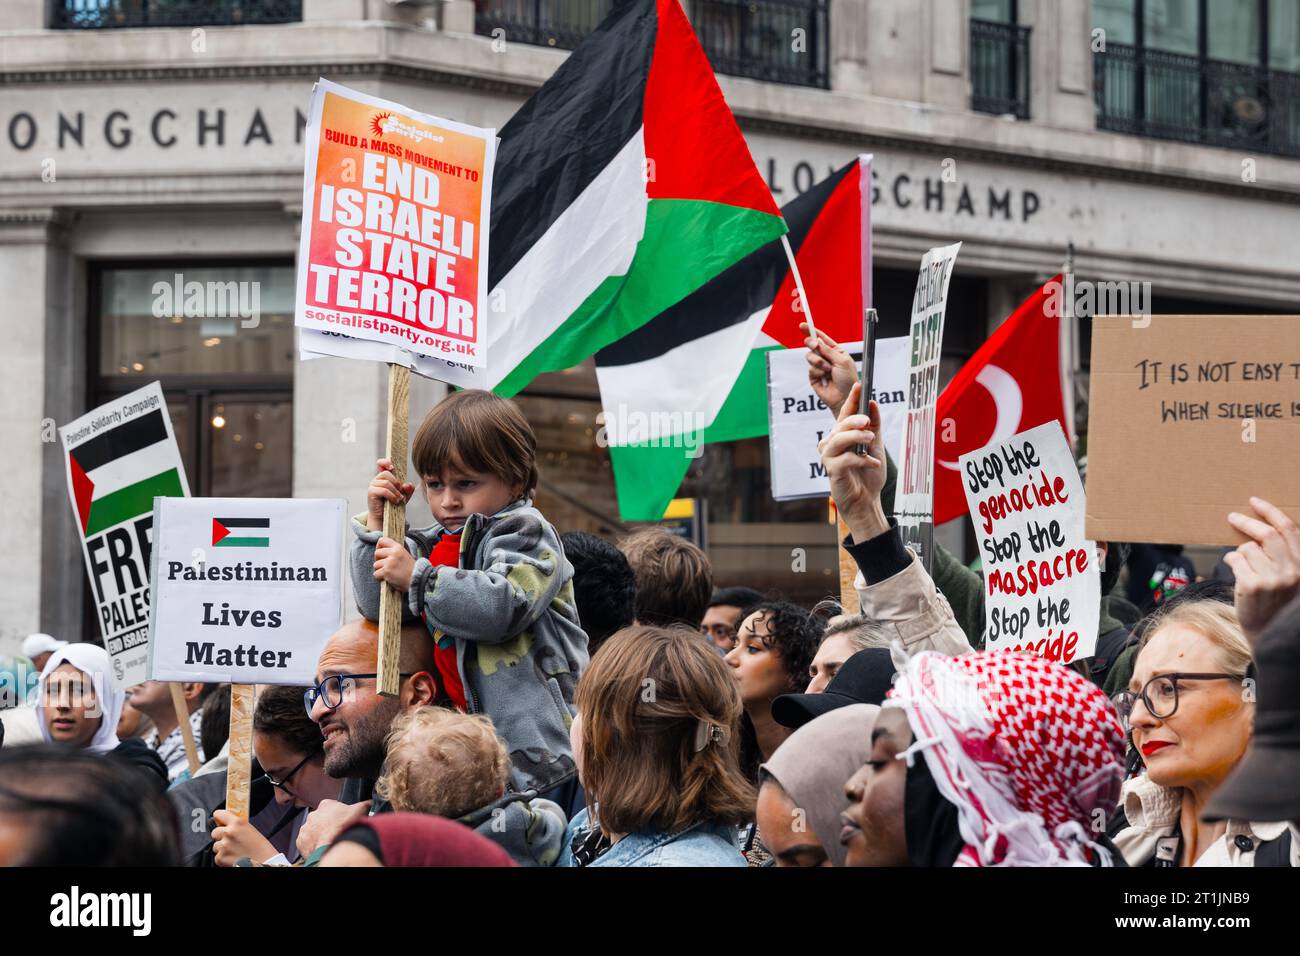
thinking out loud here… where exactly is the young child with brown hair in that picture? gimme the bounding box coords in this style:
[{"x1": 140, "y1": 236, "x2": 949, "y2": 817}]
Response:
[{"x1": 349, "y1": 389, "x2": 588, "y2": 799}]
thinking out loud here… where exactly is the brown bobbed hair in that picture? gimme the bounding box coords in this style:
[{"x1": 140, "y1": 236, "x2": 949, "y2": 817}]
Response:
[
  {"x1": 411, "y1": 389, "x2": 539, "y2": 497},
  {"x1": 575, "y1": 624, "x2": 755, "y2": 838}
]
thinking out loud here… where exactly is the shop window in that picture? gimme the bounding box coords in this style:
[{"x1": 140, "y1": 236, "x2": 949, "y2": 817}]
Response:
[{"x1": 91, "y1": 262, "x2": 295, "y2": 498}]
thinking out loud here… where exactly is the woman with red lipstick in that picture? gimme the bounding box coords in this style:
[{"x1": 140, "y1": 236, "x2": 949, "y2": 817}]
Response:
[{"x1": 1109, "y1": 600, "x2": 1294, "y2": 866}]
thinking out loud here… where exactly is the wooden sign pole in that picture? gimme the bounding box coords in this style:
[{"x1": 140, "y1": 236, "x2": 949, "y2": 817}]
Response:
[
  {"x1": 224, "y1": 682, "x2": 255, "y2": 819},
  {"x1": 377, "y1": 362, "x2": 410, "y2": 699},
  {"x1": 168, "y1": 681, "x2": 201, "y2": 776}
]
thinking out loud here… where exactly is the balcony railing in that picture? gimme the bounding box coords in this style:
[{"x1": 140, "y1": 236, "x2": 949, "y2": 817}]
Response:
[
  {"x1": 970, "y1": 18, "x2": 1031, "y2": 119},
  {"x1": 52, "y1": 1, "x2": 302, "y2": 29},
  {"x1": 1095, "y1": 42, "x2": 1300, "y2": 158},
  {"x1": 475, "y1": 0, "x2": 830, "y2": 89}
]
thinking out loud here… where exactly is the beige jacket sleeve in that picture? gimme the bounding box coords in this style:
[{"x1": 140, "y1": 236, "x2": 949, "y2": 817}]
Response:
[{"x1": 854, "y1": 553, "x2": 973, "y2": 656}]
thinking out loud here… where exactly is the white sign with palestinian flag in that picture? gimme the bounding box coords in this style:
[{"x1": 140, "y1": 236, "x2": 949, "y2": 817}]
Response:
[
  {"x1": 148, "y1": 497, "x2": 345, "y2": 685},
  {"x1": 302, "y1": 0, "x2": 785, "y2": 399},
  {"x1": 59, "y1": 382, "x2": 191, "y2": 688}
]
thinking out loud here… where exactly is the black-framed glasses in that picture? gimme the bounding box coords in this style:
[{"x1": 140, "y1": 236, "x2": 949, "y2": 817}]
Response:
[
  {"x1": 264, "y1": 750, "x2": 318, "y2": 795},
  {"x1": 303, "y1": 673, "x2": 414, "y2": 718},
  {"x1": 1113, "y1": 672, "x2": 1249, "y2": 732}
]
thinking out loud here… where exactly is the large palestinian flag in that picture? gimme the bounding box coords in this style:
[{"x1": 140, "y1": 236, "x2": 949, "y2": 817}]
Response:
[
  {"x1": 597, "y1": 156, "x2": 871, "y2": 520},
  {"x1": 468, "y1": 0, "x2": 784, "y2": 397}
]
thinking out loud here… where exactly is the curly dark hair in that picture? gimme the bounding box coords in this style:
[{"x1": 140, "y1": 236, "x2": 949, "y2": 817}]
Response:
[
  {"x1": 738, "y1": 600, "x2": 822, "y2": 694},
  {"x1": 734, "y1": 600, "x2": 823, "y2": 783}
]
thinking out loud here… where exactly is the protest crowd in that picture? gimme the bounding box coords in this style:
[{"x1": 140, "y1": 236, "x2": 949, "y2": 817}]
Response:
[
  {"x1": 2, "y1": 3, "x2": 1298, "y2": 896},
  {"x1": 2, "y1": 338, "x2": 1298, "y2": 871}
]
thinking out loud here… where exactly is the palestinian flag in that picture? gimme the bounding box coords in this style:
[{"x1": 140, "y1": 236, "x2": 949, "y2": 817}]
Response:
[
  {"x1": 212, "y1": 517, "x2": 271, "y2": 548},
  {"x1": 471, "y1": 0, "x2": 784, "y2": 397},
  {"x1": 597, "y1": 156, "x2": 871, "y2": 520},
  {"x1": 68, "y1": 410, "x2": 185, "y2": 536}
]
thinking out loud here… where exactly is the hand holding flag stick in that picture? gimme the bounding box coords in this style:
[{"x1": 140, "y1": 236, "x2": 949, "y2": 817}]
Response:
[
  {"x1": 802, "y1": 323, "x2": 857, "y2": 418},
  {"x1": 818, "y1": 381, "x2": 889, "y2": 546}
]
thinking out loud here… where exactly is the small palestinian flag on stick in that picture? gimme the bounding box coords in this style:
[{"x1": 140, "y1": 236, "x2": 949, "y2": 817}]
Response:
[
  {"x1": 597, "y1": 156, "x2": 872, "y2": 520},
  {"x1": 212, "y1": 517, "x2": 271, "y2": 548},
  {"x1": 68, "y1": 408, "x2": 185, "y2": 536}
]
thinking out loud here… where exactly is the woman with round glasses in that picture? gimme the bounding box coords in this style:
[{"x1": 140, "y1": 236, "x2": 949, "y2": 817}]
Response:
[
  {"x1": 1108, "y1": 600, "x2": 1290, "y2": 866},
  {"x1": 211, "y1": 685, "x2": 341, "y2": 866}
]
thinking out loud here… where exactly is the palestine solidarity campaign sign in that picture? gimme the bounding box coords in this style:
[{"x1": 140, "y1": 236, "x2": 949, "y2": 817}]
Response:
[
  {"x1": 148, "y1": 497, "x2": 345, "y2": 685},
  {"x1": 295, "y1": 78, "x2": 495, "y2": 366},
  {"x1": 59, "y1": 382, "x2": 190, "y2": 688}
]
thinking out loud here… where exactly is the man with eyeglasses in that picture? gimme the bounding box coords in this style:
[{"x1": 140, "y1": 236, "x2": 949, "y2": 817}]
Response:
[{"x1": 294, "y1": 617, "x2": 441, "y2": 860}]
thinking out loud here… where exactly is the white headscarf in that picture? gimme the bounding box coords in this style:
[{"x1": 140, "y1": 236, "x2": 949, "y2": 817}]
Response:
[{"x1": 37, "y1": 643, "x2": 124, "y2": 753}]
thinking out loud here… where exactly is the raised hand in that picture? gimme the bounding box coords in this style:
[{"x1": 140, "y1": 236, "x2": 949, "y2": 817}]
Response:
[
  {"x1": 1226, "y1": 497, "x2": 1300, "y2": 642},
  {"x1": 817, "y1": 381, "x2": 889, "y2": 544},
  {"x1": 803, "y1": 322, "x2": 858, "y2": 419}
]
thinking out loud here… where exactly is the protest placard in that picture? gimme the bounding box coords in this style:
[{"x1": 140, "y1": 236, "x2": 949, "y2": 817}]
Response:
[
  {"x1": 294, "y1": 78, "x2": 495, "y2": 366},
  {"x1": 147, "y1": 497, "x2": 345, "y2": 685},
  {"x1": 961, "y1": 421, "x2": 1099, "y2": 664},
  {"x1": 59, "y1": 382, "x2": 191, "y2": 688},
  {"x1": 298, "y1": 327, "x2": 482, "y2": 389},
  {"x1": 1086, "y1": 314, "x2": 1300, "y2": 545},
  {"x1": 896, "y1": 242, "x2": 961, "y2": 571},
  {"x1": 766, "y1": 337, "x2": 909, "y2": 500}
]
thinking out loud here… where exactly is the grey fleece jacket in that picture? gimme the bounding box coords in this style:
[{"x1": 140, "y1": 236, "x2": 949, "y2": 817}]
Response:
[
  {"x1": 459, "y1": 790, "x2": 568, "y2": 867},
  {"x1": 349, "y1": 499, "x2": 589, "y2": 794}
]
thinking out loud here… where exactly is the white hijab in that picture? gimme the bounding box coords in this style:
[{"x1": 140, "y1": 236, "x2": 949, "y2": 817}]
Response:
[{"x1": 37, "y1": 643, "x2": 124, "y2": 753}]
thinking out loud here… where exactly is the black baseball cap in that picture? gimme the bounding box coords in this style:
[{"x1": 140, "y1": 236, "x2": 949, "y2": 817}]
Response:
[{"x1": 772, "y1": 648, "x2": 895, "y2": 729}]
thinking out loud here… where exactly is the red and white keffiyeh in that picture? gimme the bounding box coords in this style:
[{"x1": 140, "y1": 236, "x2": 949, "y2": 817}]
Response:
[{"x1": 885, "y1": 649, "x2": 1126, "y2": 867}]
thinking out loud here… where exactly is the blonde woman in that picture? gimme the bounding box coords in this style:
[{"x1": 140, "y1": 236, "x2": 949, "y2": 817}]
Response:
[{"x1": 1110, "y1": 599, "x2": 1295, "y2": 866}]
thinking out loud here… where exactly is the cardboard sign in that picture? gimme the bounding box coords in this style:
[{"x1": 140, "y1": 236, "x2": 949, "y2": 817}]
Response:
[
  {"x1": 1086, "y1": 315, "x2": 1300, "y2": 545},
  {"x1": 147, "y1": 497, "x2": 345, "y2": 685},
  {"x1": 896, "y1": 242, "x2": 961, "y2": 570},
  {"x1": 59, "y1": 383, "x2": 191, "y2": 688},
  {"x1": 294, "y1": 78, "x2": 495, "y2": 366},
  {"x1": 961, "y1": 421, "x2": 1099, "y2": 664},
  {"x1": 766, "y1": 337, "x2": 909, "y2": 500}
]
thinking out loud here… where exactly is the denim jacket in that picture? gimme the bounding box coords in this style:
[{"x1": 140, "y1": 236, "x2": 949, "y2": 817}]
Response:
[{"x1": 559, "y1": 807, "x2": 746, "y2": 867}]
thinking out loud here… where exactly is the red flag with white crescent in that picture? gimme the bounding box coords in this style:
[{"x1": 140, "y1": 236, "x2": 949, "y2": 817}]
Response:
[{"x1": 932, "y1": 276, "x2": 1069, "y2": 525}]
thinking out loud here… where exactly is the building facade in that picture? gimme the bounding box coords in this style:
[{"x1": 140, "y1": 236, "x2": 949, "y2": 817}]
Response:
[{"x1": 2, "y1": 0, "x2": 1298, "y2": 653}]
